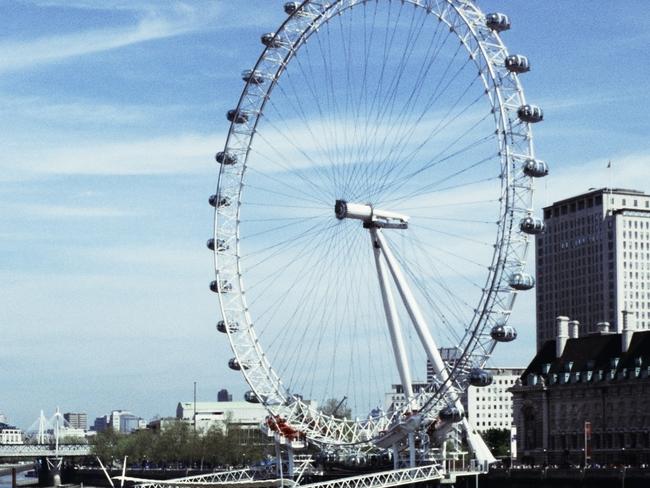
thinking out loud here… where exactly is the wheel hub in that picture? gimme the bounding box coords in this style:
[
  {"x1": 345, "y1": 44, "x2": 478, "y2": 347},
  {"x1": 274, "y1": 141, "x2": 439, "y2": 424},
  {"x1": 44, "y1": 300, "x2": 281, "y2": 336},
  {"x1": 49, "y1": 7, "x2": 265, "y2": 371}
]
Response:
[{"x1": 334, "y1": 199, "x2": 409, "y2": 229}]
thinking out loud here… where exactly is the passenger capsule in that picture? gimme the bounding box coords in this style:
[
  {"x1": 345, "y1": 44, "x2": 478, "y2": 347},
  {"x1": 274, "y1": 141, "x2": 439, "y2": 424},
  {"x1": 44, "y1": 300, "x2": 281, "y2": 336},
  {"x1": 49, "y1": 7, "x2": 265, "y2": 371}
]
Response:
[
  {"x1": 517, "y1": 104, "x2": 544, "y2": 123},
  {"x1": 227, "y1": 109, "x2": 249, "y2": 124},
  {"x1": 207, "y1": 238, "x2": 229, "y2": 252},
  {"x1": 228, "y1": 358, "x2": 249, "y2": 371},
  {"x1": 216, "y1": 151, "x2": 238, "y2": 165},
  {"x1": 210, "y1": 280, "x2": 233, "y2": 293},
  {"x1": 244, "y1": 390, "x2": 261, "y2": 403},
  {"x1": 519, "y1": 216, "x2": 545, "y2": 235},
  {"x1": 505, "y1": 54, "x2": 530, "y2": 73},
  {"x1": 284, "y1": 2, "x2": 301, "y2": 15},
  {"x1": 469, "y1": 368, "x2": 493, "y2": 387},
  {"x1": 241, "y1": 69, "x2": 266, "y2": 85},
  {"x1": 261, "y1": 32, "x2": 287, "y2": 49},
  {"x1": 209, "y1": 194, "x2": 231, "y2": 208},
  {"x1": 523, "y1": 159, "x2": 549, "y2": 178},
  {"x1": 490, "y1": 324, "x2": 518, "y2": 342},
  {"x1": 439, "y1": 406, "x2": 463, "y2": 423},
  {"x1": 216, "y1": 320, "x2": 239, "y2": 333},
  {"x1": 509, "y1": 272, "x2": 535, "y2": 291},
  {"x1": 485, "y1": 13, "x2": 510, "y2": 32}
]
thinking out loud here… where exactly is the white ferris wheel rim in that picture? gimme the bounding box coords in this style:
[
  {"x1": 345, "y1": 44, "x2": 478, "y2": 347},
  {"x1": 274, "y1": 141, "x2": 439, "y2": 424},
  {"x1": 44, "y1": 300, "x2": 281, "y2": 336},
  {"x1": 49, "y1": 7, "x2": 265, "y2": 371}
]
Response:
[{"x1": 212, "y1": 0, "x2": 539, "y2": 448}]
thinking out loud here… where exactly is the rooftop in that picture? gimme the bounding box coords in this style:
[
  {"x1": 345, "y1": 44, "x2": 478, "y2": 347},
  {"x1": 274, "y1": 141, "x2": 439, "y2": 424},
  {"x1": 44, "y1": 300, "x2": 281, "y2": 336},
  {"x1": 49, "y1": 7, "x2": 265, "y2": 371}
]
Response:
[
  {"x1": 519, "y1": 330, "x2": 650, "y2": 381},
  {"x1": 544, "y1": 187, "x2": 646, "y2": 210}
]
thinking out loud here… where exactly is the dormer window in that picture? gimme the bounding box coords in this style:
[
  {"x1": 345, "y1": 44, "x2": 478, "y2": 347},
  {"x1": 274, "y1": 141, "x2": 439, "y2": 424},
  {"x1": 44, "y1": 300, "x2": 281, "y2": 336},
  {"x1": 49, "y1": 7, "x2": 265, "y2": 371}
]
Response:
[
  {"x1": 610, "y1": 357, "x2": 620, "y2": 368},
  {"x1": 564, "y1": 361, "x2": 574, "y2": 372},
  {"x1": 542, "y1": 363, "x2": 551, "y2": 374}
]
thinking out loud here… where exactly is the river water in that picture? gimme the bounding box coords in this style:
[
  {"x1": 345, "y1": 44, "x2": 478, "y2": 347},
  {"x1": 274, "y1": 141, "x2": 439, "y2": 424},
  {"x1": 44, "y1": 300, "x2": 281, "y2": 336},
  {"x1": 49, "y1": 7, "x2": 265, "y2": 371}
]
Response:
[{"x1": 0, "y1": 472, "x2": 28, "y2": 488}]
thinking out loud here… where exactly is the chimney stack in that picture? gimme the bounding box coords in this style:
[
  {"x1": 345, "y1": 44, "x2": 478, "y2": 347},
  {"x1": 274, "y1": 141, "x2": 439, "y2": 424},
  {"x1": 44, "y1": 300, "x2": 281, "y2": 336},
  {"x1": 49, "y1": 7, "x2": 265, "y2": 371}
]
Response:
[
  {"x1": 556, "y1": 316, "x2": 569, "y2": 358},
  {"x1": 622, "y1": 311, "x2": 636, "y2": 353},
  {"x1": 596, "y1": 322, "x2": 610, "y2": 334},
  {"x1": 568, "y1": 320, "x2": 580, "y2": 339}
]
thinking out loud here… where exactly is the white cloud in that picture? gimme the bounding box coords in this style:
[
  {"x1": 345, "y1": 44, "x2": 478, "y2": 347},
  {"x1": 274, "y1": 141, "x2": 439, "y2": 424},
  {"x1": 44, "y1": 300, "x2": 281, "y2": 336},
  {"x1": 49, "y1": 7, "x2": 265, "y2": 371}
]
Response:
[
  {"x1": 536, "y1": 151, "x2": 650, "y2": 208},
  {"x1": 13, "y1": 133, "x2": 221, "y2": 176},
  {"x1": 0, "y1": 3, "x2": 222, "y2": 73},
  {"x1": 0, "y1": 95, "x2": 180, "y2": 125},
  {"x1": 12, "y1": 204, "x2": 138, "y2": 219}
]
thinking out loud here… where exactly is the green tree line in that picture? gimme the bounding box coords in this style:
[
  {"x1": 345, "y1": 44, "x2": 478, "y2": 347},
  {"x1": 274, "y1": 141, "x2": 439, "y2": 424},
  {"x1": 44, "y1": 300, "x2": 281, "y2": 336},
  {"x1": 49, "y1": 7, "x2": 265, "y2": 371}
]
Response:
[{"x1": 91, "y1": 421, "x2": 267, "y2": 468}]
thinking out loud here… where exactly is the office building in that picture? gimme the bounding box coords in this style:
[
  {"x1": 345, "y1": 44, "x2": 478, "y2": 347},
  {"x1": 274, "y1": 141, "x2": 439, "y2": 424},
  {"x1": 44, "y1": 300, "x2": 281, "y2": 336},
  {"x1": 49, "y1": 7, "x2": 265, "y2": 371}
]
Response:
[
  {"x1": 384, "y1": 381, "x2": 430, "y2": 413},
  {"x1": 176, "y1": 400, "x2": 268, "y2": 434},
  {"x1": 536, "y1": 188, "x2": 650, "y2": 349},
  {"x1": 63, "y1": 412, "x2": 87, "y2": 430},
  {"x1": 391, "y1": 362, "x2": 523, "y2": 434},
  {"x1": 92, "y1": 416, "x2": 108, "y2": 433},
  {"x1": 0, "y1": 423, "x2": 24, "y2": 445},
  {"x1": 217, "y1": 389, "x2": 232, "y2": 402},
  {"x1": 465, "y1": 367, "x2": 523, "y2": 433}
]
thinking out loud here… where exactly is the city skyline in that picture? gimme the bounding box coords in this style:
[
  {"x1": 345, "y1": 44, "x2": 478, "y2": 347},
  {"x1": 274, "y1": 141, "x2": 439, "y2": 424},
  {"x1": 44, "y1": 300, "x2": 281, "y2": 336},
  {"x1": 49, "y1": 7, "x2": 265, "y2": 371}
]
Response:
[{"x1": 2, "y1": 1, "x2": 650, "y2": 429}]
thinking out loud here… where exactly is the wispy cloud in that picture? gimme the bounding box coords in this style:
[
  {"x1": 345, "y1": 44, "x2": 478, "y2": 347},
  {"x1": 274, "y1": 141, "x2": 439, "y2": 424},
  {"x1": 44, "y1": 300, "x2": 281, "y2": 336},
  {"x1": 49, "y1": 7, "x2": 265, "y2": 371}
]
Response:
[
  {"x1": 537, "y1": 151, "x2": 650, "y2": 208},
  {"x1": 12, "y1": 204, "x2": 138, "y2": 219},
  {"x1": 0, "y1": 94, "x2": 182, "y2": 125},
  {"x1": 0, "y1": 3, "x2": 222, "y2": 73},
  {"x1": 9, "y1": 133, "x2": 221, "y2": 176}
]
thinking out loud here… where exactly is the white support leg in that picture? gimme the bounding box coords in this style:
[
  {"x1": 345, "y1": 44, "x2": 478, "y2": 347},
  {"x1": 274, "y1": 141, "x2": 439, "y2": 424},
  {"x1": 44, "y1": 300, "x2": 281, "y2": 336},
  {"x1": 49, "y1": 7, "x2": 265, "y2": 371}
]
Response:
[
  {"x1": 371, "y1": 228, "x2": 417, "y2": 467},
  {"x1": 374, "y1": 230, "x2": 496, "y2": 465},
  {"x1": 287, "y1": 444, "x2": 294, "y2": 478},
  {"x1": 274, "y1": 441, "x2": 282, "y2": 478}
]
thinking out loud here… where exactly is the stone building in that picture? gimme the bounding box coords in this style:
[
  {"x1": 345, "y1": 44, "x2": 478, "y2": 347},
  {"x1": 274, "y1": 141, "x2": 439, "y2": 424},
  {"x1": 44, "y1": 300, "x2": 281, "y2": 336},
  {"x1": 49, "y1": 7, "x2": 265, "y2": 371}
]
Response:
[{"x1": 511, "y1": 316, "x2": 650, "y2": 466}]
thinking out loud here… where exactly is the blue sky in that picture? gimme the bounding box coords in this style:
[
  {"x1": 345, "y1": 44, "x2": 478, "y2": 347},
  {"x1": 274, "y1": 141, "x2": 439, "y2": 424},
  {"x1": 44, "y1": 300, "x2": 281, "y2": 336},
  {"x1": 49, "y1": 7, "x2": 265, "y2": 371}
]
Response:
[{"x1": 1, "y1": 1, "x2": 649, "y2": 429}]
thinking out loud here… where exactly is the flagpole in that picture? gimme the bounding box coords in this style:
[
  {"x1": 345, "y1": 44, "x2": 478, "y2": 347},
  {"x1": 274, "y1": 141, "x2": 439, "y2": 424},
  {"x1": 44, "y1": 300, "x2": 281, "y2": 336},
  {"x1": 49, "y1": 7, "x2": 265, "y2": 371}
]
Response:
[{"x1": 607, "y1": 160, "x2": 613, "y2": 212}]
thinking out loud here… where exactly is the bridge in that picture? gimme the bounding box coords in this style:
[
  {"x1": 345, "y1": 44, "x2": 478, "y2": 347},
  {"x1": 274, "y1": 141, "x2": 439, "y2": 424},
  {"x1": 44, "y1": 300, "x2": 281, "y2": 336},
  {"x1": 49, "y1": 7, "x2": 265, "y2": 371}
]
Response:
[
  {"x1": 0, "y1": 444, "x2": 91, "y2": 458},
  {"x1": 123, "y1": 463, "x2": 485, "y2": 488}
]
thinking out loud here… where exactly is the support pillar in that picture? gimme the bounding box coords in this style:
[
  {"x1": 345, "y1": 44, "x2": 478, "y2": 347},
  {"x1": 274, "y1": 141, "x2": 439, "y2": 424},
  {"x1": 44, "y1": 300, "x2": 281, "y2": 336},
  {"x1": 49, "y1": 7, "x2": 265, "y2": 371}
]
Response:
[{"x1": 370, "y1": 227, "x2": 417, "y2": 466}]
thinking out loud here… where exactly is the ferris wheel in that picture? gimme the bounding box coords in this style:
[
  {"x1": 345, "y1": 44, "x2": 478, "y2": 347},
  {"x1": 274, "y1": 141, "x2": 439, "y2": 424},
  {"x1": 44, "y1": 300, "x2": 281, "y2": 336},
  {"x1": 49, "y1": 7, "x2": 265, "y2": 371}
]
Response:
[{"x1": 209, "y1": 0, "x2": 547, "y2": 466}]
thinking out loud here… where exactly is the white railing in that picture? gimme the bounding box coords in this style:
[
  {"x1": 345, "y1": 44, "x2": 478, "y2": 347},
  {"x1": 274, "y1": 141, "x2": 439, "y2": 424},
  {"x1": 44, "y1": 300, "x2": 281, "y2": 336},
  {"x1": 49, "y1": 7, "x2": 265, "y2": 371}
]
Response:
[{"x1": 0, "y1": 444, "x2": 91, "y2": 457}]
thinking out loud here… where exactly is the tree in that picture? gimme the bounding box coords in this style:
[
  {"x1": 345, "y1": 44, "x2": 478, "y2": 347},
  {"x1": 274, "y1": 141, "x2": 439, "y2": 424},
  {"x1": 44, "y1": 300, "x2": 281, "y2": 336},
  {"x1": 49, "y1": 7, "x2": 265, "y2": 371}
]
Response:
[
  {"x1": 91, "y1": 429, "x2": 122, "y2": 464},
  {"x1": 319, "y1": 398, "x2": 352, "y2": 419},
  {"x1": 482, "y1": 428, "x2": 510, "y2": 458}
]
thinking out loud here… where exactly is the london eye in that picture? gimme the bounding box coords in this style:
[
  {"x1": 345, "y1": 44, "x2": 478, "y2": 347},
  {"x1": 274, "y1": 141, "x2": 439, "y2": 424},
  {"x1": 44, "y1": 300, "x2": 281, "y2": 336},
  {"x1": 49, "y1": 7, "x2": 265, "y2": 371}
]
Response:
[{"x1": 209, "y1": 0, "x2": 546, "y2": 467}]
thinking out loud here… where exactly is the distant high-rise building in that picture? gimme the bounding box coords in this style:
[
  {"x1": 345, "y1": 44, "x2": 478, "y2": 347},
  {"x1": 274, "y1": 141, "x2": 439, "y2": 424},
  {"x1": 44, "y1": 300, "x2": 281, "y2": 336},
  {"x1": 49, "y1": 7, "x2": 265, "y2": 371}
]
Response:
[
  {"x1": 463, "y1": 367, "x2": 523, "y2": 433},
  {"x1": 536, "y1": 188, "x2": 650, "y2": 349},
  {"x1": 92, "y1": 416, "x2": 108, "y2": 433},
  {"x1": 63, "y1": 412, "x2": 87, "y2": 430},
  {"x1": 217, "y1": 389, "x2": 232, "y2": 402},
  {"x1": 119, "y1": 414, "x2": 142, "y2": 433}
]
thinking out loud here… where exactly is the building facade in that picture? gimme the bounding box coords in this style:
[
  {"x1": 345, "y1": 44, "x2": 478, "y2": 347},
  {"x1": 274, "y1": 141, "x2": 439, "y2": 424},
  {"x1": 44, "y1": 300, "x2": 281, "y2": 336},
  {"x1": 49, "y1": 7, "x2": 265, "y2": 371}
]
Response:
[
  {"x1": 384, "y1": 382, "x2": 430, "y2": 413},
  {"x1": 63, "y1": 412, "x2": 87, "y2": 430},
  {"x1": 512, "y1": 317, "x2": 650, "y2": 466},
  {"x1": 176, "y1": 400, "x2": 268, "y2": 440},
  {"x1": 92, "y1": 416, "x2": 108, "y2": 433},
  {"x1": 387, "y1": 365, "x2": 523, "y2": 434},
  {"x1": 536, "y1": 188, "x2": 650, "y2": 349},
  {"x1": 464, "y1": 367, "x2": 523, "y2": 433},
  {"x1": 0, "y1": 423, "x2": 24, "y2": 445}
]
